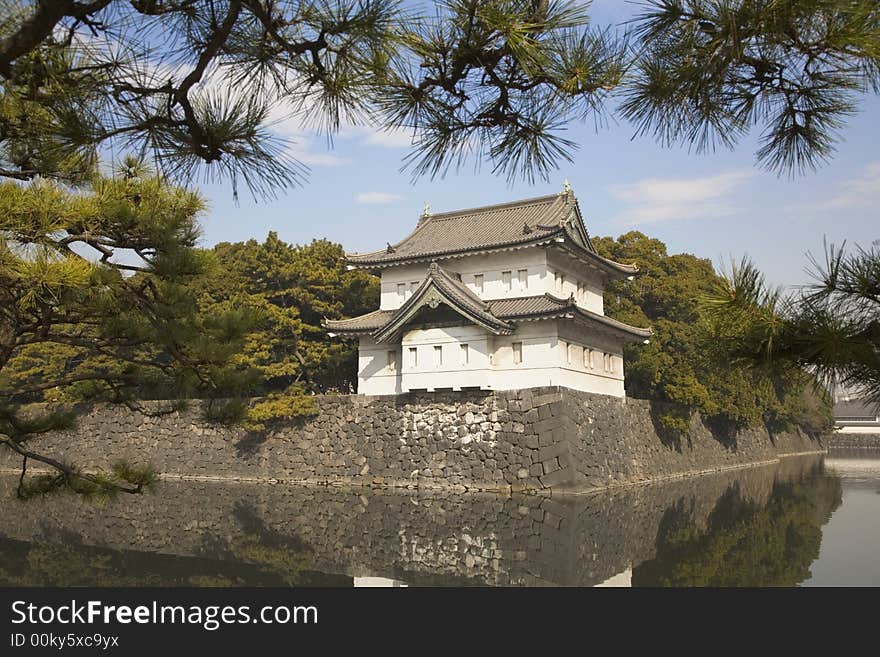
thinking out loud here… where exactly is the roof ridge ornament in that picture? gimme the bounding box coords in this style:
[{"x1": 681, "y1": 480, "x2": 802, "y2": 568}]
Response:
[
  {"x1": 522, "y1": 222, "x2": 533, "y2": 234},
  {"x1": 562, "y1": 179, "x2": 572, "y2": 194},
  {"x1": 386, "y1": 242, "x2": 395, "y2": 253},
  {"x1": 421, "y1": 202, "x2": 431, "y2": 219}
]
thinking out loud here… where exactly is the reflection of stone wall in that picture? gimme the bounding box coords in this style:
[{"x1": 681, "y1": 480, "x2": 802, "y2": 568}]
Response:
[
  {"x1": 0, "y1": 388, "x2": 824, "y2": 492},
  {"x1": 0, "y1": 455, "x2": 825, "y2": 586}
]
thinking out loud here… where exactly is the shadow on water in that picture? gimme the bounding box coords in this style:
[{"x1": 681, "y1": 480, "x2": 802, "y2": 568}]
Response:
[{"x1": 0, "y1": 454, "x2": 861, "y2": 587}]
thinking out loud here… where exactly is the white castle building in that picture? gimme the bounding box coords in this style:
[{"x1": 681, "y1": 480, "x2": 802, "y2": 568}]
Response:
[{"x1": 325, "y1": 186, "x2": 652, "y2": 397}]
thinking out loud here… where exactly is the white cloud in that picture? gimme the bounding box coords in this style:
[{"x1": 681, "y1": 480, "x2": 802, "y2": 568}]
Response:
[
  {"x1": 349, "y1": 126, "x2": 416, "y2": 148},
  {"x1": 610, "y1": 170, "x2": 755, "y2": 225},
  {"x1": 268, "y1": 102, "x2": 416, "y2": 160},
  {"x1": 263, "y1": 103, "x2": 354, "y2": 167},
  {"x1": 786, "y1": 162, "x2": 880, "y2": 213},
  {"x1": 356, "y1": 192, "x2": 405, "y2": 204}
]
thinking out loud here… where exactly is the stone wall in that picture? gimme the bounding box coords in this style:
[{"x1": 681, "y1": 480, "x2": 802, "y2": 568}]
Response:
[
  {"x1": 0, "y1": 387, "x2": 824, "y2": 492},
  {"x1": 827, "y1": 433, "x2": 880, "y2": 449}
]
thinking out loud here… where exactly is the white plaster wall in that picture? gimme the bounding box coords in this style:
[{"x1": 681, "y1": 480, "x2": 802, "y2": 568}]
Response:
[
  {"x1": 400, "y1": 325, "x2": 491, "y2": 392},
  {"x1": 487, "y1": 321, "x2": 625, "y2": 397},
  {"x1": 556, "y1": 321, "x2": 625, "y2": 378},
  {"x1": 377, "y1": 248, "x2": 555, "y2": 309},
  {"x1": 835, "y1": 425, "x2": 880, "y2": 434},
  {"x1": 358, "y1": 320, "x2": 628, "y2": 397},
  {"x1": 374, "y1": 247, "x2": 625, "y2": 316},
  {"x1": 357, "y1": 337, "x2": 402, "y2": 395},
  {"x1": 439, "y1": 250, "x2": 548, "y2": 301},
  {"x1": 547, "y1": 249, "x2": 607, "y2": 314},
  {"x1": 379, "y1": 263, "x2": 430, "y2": 310},
  {"x1": 594, "y1": 567, "x2": 633, "y2": 587}
]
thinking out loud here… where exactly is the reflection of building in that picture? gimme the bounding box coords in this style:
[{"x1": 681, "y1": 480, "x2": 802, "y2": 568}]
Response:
[
  {"x1": 594, "y1": 567, "x2": 632, "y2": 587},
  {"x1": 325, "y1": 186, "x2": 651, "y2": 397},
  {"x1": 353, "y1": 576, "x2": 408, "y2": 587}
]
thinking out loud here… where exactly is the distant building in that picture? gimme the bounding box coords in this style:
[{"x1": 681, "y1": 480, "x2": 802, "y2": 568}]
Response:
[
  {"x1": 833, "y1": 397, "x2": 880, "y2": 434},
  {"x1": 325, "y1": 186, "x2": 651, "y2": 397}
]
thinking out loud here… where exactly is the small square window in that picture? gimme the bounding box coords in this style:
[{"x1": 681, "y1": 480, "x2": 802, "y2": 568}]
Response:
[
  {"x1": 554, "y1": 271, "x2": 563, "y2": 292},
  {"x1": 518, "y1": 269, "x2": 528, "y2": 291},
  {"x1": 502, "y1": 270, "x2": 512, "y2": 291},
  {"x1": 397, "y1": 283, "x2": 405, "y2": 298},
  {"x1": 433, "y1": 345, "x2": 443, "y2": 367},
  {"x1": 474, "y1": 274, "x2": 484, "y2": 293},
  {"x1": 460, "y1": 343, "x2": 469, "y2": 366},
  {"x1": 513, "y1": 342, "x2": 523, "y2": 364},
  {"x1": 410, "y1": 281, "x2": 419, "y2": 293},
  {"x1": 585, "y1": 349, "x2": 594, "y2": 369},
  {"x1": 408, "y1": 347, "x2": 418, "y2": 368}
]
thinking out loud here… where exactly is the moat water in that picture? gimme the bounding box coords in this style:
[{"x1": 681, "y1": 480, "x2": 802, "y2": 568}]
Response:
[{"x1": 1, "y1": 452, "x2": 878, "y2": 587}]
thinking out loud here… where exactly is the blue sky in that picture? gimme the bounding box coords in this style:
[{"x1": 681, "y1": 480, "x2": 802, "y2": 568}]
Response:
[{"x1": 194, "y1": 0, "x2": 879, "y2": 289}]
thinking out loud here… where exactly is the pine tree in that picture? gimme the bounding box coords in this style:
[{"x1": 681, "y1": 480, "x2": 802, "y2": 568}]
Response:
[
  {"x1": 0, "y1": 1, "x2": 628, "y2": 194},
  {"x1": 704, "y1": 243, "x2": 880, "y2": 408},
  {"x1": 622, "y1": 0, "x2": 880, "y2": 174},
  {"x1": 0, "y1": 158, "x2": 263, "y2": 496}
]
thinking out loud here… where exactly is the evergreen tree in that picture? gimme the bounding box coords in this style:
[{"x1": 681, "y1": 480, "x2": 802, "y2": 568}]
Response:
[
  {"x1": 704, "y1": 242, "x2": 880, "y2": 408},
  {"x1": 0, "y1": 1, "x2": 628, "y2": 194},
  {"x1": 593, "y1": 231, "x2": 833, "y2": 435},
  {"x1": 0, "y1": 158, "x2": 261, "y2": 496},
  {"x1": 193, "y1": 234, "x2": 378, "y2": 422},
  {"x1": 623, "y1": 0, "x2": 880, "y2": 174}
]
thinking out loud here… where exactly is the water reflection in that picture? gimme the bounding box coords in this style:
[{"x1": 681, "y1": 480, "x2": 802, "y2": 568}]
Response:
[
  {"x1": 633, "y1": 475, "x2": 841, "y2": 586},
  {"x1": 801, "y1": 451, "x2": 880, "y2": 587},
  {"x1": 0, "y1": 453, "x2": 870, "y2": 587}
]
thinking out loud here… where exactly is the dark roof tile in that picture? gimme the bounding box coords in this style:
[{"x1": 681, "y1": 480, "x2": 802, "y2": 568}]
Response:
[
  {"x1": 325, "y1": 289, "x2": 652, "y2": 342},
  {"x1": 348, "y1": 193, "x2": 567, "y2": 266},
  {"x1": 346, "y1": 191, "x2": 637, "y2": 276}
]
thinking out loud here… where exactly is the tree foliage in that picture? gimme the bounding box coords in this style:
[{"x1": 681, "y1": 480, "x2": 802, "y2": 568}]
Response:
[
  {"x1": 623, "y1": 0, "x2": 880, "y2": 174},
  {"x1": 704, "y1": 241, "x2": 880, "y2": 407},
  {"x1": 2, "y1": 1, "x2": 876, "y2": 193},
  {"x1": 0, "y1": 158, "x2": 261, "y2": 494},
  {"x1": 593, "y1": 231, "x2": 833, "y2": 435},
  {"x1": 0, "y1": 502, "x2": 324, "y2": 585},
  {"x1": 192, "y1": 233, "x2": 378, "y2": 420},
  {"x1": 632, "y1": 468, "x2": 842, "y2": 586},
  {"x1": 0, "y1": 0, "x2": 631, "y2": 195}
]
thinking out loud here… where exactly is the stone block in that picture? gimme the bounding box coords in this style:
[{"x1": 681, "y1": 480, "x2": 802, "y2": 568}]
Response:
[
  {"x1": 533, "y1": 417, "x2": 561, "y2": 435},
  {"x1": 539, "y1": 466, "x2": 576, "y2": 488},
  {"x1": 537, "y1": 442, "x2": 568, "y2": 462},
  {"x1": 541, "y1": 457, "x2": 560, "y2": 475}
]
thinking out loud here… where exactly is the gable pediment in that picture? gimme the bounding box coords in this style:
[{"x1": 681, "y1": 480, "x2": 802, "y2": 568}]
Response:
[{"x1": 372, "y1": 263, "x2": 513, "y2": 343}]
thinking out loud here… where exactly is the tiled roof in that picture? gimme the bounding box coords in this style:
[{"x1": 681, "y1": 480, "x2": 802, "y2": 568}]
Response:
[
  {"x1": 346, "y1": 191, "x2": 639, "y2": 276},
  {"x1": 325, "y1": 285, "x2": 652, "y2": 342},
  {"x1": 488, "y1": 295, "x2": 571, "y2": 317},
  {"x1": 325, "y1": 309, "x2": 395, "y2": 332},
  {"x1": 490, "y1": 295, "x2": 653, "y2": 340},
  {"x1": 348, "y1": 193, "x2": 566, "y2": 266}
]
